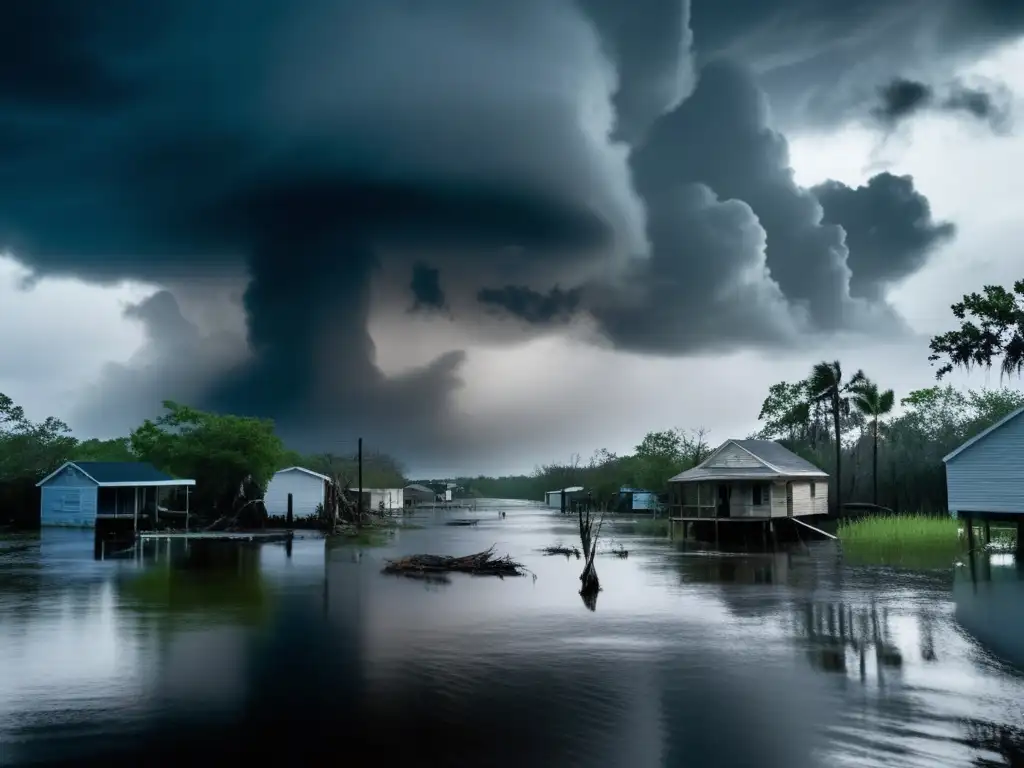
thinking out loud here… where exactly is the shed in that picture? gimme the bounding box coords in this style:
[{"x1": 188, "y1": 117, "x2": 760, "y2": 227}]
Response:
[
  {"x1": 36, "y1": 461, "x2": 196, "y2": 530},
  {"x1": 667, "y1": 439, "x2": 828, "y2": 520},
  {"x1": 544, "y1": 486, "x2": 586, "y2": 511},
  {"x1": 943, "y1": 406, "x2": 1024, "y2": 549},
  {"x1": 265, "y1": 467, "x2": 332, "y2": 518},
  {"x1": 405, "y1": 484, "x2": 437, "y2": 506},
  {"x1": 618, "y1": 486, "x2": 659, "y2": 512},
  {"x1": 357, "y1": 487, "x2": 405, "y2": 513}
]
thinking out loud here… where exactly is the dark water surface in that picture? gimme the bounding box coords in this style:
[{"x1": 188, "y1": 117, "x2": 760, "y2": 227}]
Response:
[{"x1": 2, "y1": 500, "x2": 1024, "y2": 767}]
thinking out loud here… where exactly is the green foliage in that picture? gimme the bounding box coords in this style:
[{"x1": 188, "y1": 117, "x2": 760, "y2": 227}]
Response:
[
  {"x1": 838, "y1": 515, "x2": 964, "y2": 569},
  {"x1": 73, "y1": 437, "x2": 137, "y2": 462},
  {"x1": 0, "y1": 393, "x2": 76, "y2": 481},
  {"x1": 293, "y1": 451, "x2": 407, "y2": 489},
  {"x1": 929, "y1": 279, "x2": 1024, "y2": 380},
  {"x1": 130, "y1": 401, "x2": 287, "y2": 515}
]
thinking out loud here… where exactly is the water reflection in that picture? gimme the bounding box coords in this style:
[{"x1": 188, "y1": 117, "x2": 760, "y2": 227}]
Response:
[{"x1": 1, "y1": 509, "x2": 1024, "y2": 766}]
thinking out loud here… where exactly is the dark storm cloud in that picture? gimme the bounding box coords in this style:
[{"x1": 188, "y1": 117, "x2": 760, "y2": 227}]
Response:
[
  {"x1": 477, "y1": 285, "x2": 582, "y2": 324},
  {"x1": 410, "y1": 262, "x2": 447, "y2": 313},
  {"x1": 689, "y1": 0, "x2": 1024, "y2": 129},
  {"x1": 870, "y1": 77, "x2": 1013, "y2": 130},
  {"x1": 813, "y1": 174, "x2": 956, "y2": 300},
  {"x1": 0, "y1": 0, "x2": 973, "y2": 468}
]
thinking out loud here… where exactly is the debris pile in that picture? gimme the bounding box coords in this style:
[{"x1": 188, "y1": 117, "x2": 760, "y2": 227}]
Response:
[{"x1": 383, "y1": 546, "x2": 526, "y2": 579}]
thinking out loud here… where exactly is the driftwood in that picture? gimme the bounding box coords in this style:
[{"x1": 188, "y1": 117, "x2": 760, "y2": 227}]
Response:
[
  {"x1": 604, "y1": 544, "x2": 629, "y2": 558},
  {"x1": 382, "y1": 546, "x2": 526, "y2": 579},
  {"x1": 445, "y1": 519, "x2": 479, "y2": 527},
  {"x1": 541, "y1": 545, "x2": 581, "y2": 559}
]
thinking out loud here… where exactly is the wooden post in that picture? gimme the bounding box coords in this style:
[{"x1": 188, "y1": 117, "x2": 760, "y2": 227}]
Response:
[
  {"x1": 1017, "y1": 521, "x2": 1023, "y2": 555},
  {"x1": 357, "y1": 437, "x2": 364, "y2": 520},
  {"x1": 287, "y1": 493, "x2": 294, "y2": 528},
  {"x1": 983, "y1": 520, "x2": 991, "y2": 545},
  {"x1": 965, "y1": 514, "x2": 975, "y2": 551},
  {"x1": 133, "y1": 487, "x2": 139, "y2": 535},
  {"x1": 185, "y1": 486, "x2": 190, "y2": 532}
]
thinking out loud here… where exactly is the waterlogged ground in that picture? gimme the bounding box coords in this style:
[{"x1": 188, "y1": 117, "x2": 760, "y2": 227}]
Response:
[{"x1": 1, "y1": 500, "x2": 1023, "y2": 767}]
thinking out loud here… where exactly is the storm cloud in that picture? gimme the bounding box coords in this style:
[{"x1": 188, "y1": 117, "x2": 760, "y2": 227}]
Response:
[
  {"x1": 870, "y1": 77, "x2": 1013, "y2": 130},
  {"x1": 0, "y1": 0, "x2": 1006, "y2": 466}
]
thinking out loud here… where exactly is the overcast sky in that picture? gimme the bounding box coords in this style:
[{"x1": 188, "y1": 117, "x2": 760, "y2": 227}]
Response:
[{"x1": 1, "y1": 2, "x2": 1022, "y2": 477}]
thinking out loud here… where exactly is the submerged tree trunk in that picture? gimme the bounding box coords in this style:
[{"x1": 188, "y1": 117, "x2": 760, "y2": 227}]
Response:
[
  {"x1": 832, "y1": 393, "x2": 842, "y2": 516},
  {"x1": 872, "y1": 418, "x2": 879, "y2": 507}
]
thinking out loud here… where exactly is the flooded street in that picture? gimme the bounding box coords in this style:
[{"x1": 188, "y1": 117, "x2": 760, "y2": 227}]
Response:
[{"x1": 2, "y1": 500, "x2": 1023, "y2": 767}]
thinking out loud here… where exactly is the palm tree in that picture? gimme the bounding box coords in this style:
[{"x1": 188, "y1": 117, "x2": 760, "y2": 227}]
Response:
[
  {"x1": 806, "y1": 361, "x2": 865, "y2": 515},
  {"x1": 849, "y1": 378, "x2": 895, "y2": 507}
]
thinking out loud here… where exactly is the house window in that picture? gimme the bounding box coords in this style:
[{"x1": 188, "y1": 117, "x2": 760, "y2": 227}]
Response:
[
  {"x1": 753, "y1": 484, "x2": 767, "y2": 506},
  {"x1": 810, "y1": 482, "x2": 816, "y2": 499}
]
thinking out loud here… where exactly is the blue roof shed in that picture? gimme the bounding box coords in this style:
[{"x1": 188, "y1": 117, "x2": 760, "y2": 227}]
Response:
[{"x1": 35, "y1": 461, "x2": 196, "y2": 529}]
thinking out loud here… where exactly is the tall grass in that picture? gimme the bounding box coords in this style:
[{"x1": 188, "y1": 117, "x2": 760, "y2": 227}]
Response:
[{"x1": 838, "y1": 514, "x2": 965, "y2": 568}]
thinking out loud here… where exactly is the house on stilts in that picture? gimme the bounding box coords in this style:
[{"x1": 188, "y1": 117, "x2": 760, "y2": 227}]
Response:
[{"x1": 667, "y1": 439, "x2": 829, "y2": 543}]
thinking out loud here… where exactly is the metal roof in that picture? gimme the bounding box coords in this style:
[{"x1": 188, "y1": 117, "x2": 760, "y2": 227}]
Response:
[
  {"x1": 276, "y1": 466, "x2": 332, "y2": 482},
  {"x1": 942, "y1": 405, "x2": 1024, "y2": 463},
  {"x1": 668, "y1": 439, "x2": 827, "y2": 483},
  {"x1": 37, "y1": 461, "x2": 196, "y2": 487},
  {"x1": 732, "y1": 440, "x2": 827, "y2": 475},
  {"x1": 546, "y1": 486, "x2": 584, "y2": 494},
  {"x1": 405, "y1": 483, "x2": 435, "y2": 493}
]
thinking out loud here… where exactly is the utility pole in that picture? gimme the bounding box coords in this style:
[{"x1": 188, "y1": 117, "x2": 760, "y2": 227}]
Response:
[{"x1": 357, "y1": 437, "x2": 363, "y2": 520}]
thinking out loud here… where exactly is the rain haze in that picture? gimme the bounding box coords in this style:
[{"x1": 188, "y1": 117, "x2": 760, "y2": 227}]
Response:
[{"x1": 1, "y1": 1, "x2": 1023, "y2": 476}]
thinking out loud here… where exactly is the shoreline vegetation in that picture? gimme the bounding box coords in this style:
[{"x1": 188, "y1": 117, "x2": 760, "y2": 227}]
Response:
[{"x1": 838, "y1": 515, "x2": 966, "y2": 568}]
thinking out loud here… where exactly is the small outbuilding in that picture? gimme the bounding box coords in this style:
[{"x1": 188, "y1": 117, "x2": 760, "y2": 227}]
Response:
[
  {"x1": 36, "y1": 461, "x2": 196, "y2": 530},
  {"x1": 617, "y1": 486, "x2": 660, "y2": 513},
  {"x1": 667, "y1": 439, "x2": 828, "y2": 519},
  {"x1": 264, "y1": 467, "x2": 332, "y2": 519},
  {"x1": 357, "y1": 487, "x2": 405, "y2": 513},
  {"x1": 405, "y1": 483, "x2": 437, "y2": 506},
  {"x1": 544, "y1": 486, "x2": 586, "y2": 511},
  {"x1": 943, "y1": 405, "x2": 1024, "y2": 548}
]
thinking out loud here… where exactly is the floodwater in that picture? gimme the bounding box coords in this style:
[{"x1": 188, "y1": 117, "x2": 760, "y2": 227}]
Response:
[{"x1": 1, "y1": 500, "x2": 1023, "y2": 767}]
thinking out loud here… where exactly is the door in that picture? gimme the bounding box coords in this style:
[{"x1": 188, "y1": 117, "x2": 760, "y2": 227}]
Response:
[
  {"x1": 717, "y1": 484, "x2": 731, "y2": 518},
  {"x1": 786, "y1": 482, "x2": 794, "y2": 517}
]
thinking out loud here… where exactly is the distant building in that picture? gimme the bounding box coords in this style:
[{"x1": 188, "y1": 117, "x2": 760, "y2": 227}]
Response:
[
  {"x1": 667, "y1": 440, "x2": 828, "y2": 519},
  {"x1": 265, "y1": 467, "x2": 332, "y2": 518},
  {"x1": 544, "y1": 486, "x2": 585, "y2": 510},
  {"x1": 405, "y1": 483, "x2": 437, "y2": 506},
  {"x1": 36, "y1": 461, "x2": 195, "y2": 529},
  {"x1": 357, "y1": 488, "x2": 405, "y2": 512},
  {"x1": 617, "y1": 487, "x2": 659, "y2": 512}
]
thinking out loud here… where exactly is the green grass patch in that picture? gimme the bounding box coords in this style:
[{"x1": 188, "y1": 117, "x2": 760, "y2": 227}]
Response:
[{"x1": 838, "y1": 514, "x2": 966, "y2": 569}]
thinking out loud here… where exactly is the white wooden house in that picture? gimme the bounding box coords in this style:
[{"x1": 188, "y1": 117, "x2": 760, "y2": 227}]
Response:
[
  {"x1": 667, "y1": 439, "x2": 828, "y2": 519},
  {"x1": 264, "y1": 467, "x2": 331, "y2": 518}
]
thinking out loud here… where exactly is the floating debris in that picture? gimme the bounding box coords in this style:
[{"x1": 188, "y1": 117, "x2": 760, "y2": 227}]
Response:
[
  {"x1": 445, "y1": 519, "x2": 479, "y2": 527},
  {"x1": 383, "y1": 546, "x2": 527, "y2": 579},
  {"x1": 541, "y1": 545, "x2": 581, "y2": 559}
]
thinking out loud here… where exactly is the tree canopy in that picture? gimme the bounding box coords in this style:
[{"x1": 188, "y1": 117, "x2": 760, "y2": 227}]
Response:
[{"x1": 929, "y1": 279, "x2": 1024, "y2": 380}]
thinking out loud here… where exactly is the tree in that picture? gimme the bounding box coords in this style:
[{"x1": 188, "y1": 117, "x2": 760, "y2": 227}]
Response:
[
  {"x1": 130, "y1": 401, "x2": 287, "y2": 518},
  {"x1": 0, "y1": 393, "x2": 76, "y2": 481},
  {"x1": 806, "y1": 361, "x2": 865, "y2": 514},
  {"x1": 929, "y1": 279, "x2": 1024, "y2": 380},
  {"x1": 755, "y1": 380, "x2": 811, "y2": 441},
  {"x1": 73, "y1": 437, "x2": 137, "y2": 462},
  {"x1": 849, "y1": 378, "x2": 895, "y2": 506}
]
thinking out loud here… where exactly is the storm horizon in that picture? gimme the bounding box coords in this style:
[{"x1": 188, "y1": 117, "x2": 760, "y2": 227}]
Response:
[{"x1": 2, "y1": 1, "x2": 1023, "y2": 478}]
